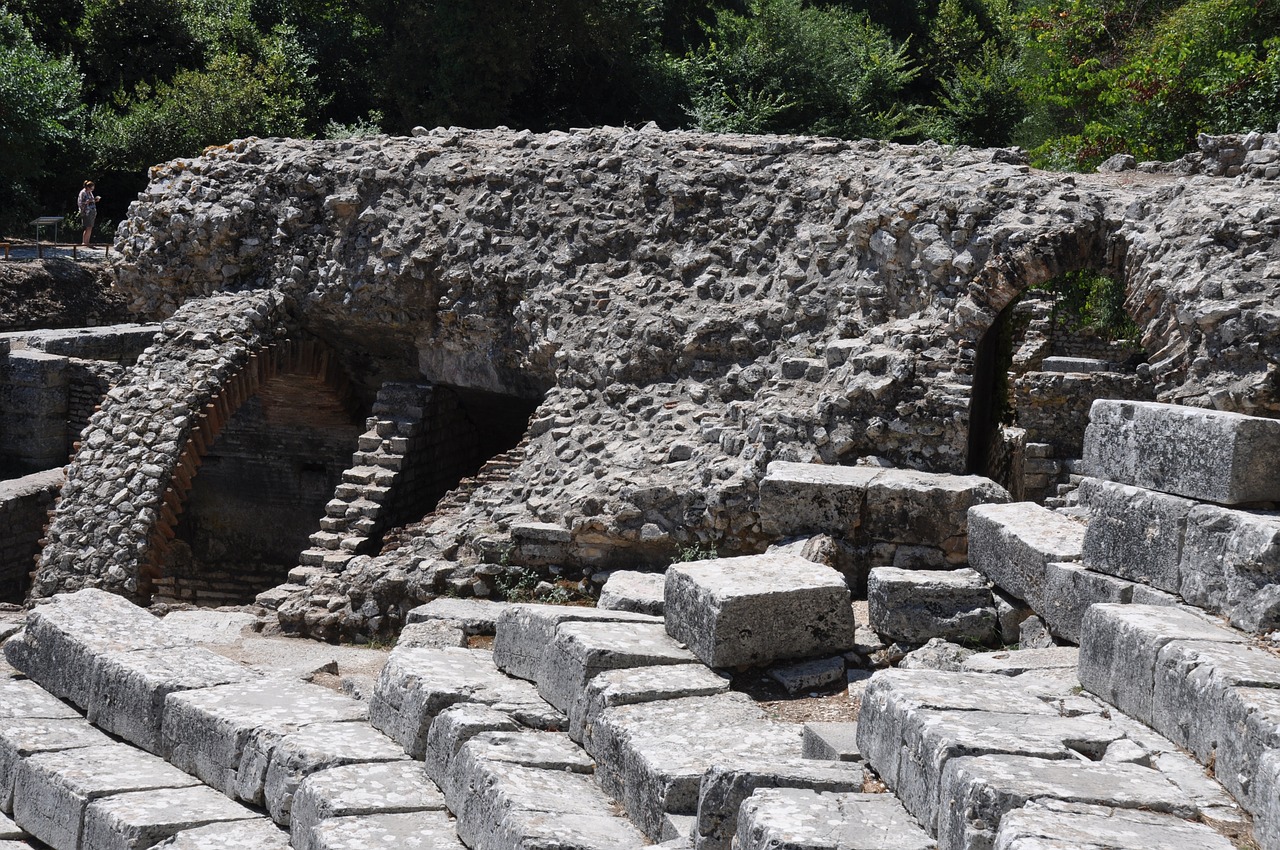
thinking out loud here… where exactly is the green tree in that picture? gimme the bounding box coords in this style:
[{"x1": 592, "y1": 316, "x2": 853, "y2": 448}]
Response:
[{"x1": 77, "y1": 0, "x2": 199, "y2": 100}]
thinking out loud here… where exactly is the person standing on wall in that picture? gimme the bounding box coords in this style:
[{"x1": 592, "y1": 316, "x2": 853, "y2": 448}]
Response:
[{"x1": 78, "y1": 181, "x2": 100, "y2": 246}]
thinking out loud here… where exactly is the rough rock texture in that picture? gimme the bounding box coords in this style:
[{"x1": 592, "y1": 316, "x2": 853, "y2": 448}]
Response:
[{"x1": 867, "y1": 567, "x2": 996, "y2": 645}]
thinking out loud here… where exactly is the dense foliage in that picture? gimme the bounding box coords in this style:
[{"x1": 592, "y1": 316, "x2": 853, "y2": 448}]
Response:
[{"x1": 2, "y1": 0, "x2": 1277, "y2": 232}]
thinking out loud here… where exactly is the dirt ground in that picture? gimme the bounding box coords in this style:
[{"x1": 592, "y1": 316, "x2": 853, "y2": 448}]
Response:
[{"x1": 0, "y1": 258, "x2": 131, "y2": 332}]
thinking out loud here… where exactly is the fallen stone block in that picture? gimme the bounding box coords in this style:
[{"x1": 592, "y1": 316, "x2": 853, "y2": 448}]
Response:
[
  {"x1": 424, "y1": 704, "x2": 521, "y2": 795},
  {"x1": 587, "y1": 692, "x2": 803, "y2": 840},
  {"x1": 3, "y1": 589, "x2": 187, "y2": 710},
  {"x1": 768, "y1": 534, "x2": 868, "y2": 597},
  {"x1": 1077, "y1": 604, "x2": 1246, "y2": 726},
  {"x1": 291, "y1": 761, "x2": 446, "y2": 850},
  {"x1": 263, "y1": 721, "x2": 407, "y2": 826},
  {"x1": 1082, "y1": 399, "x2": 1280, "y2": 504},
  {"x1": 571, "y1": 664, "x2": 731, "y2": 746},
  {"x1": 307, "y1": 810, "x2": 464, "y2": 850},
  {"x1": 695, "y1": 759, "x2": 865, "y2": 850},
  {"x1": 154, "y1": 818, "x2": 290, "y2": 849},
  {"x1": 801, "y1": 723, "x2": 861, "y2": 762},
  {"x1": 161, "y1": 678, "x2": 367, "y2": 804},
  {"x1": 966, "y1": 503, "x2": 1085, "y2": 619},
  {"x1": 0, "y1": 717, "x2": 112, "y2": 813},
  {"x1": 938, "y1": 754, "x2": 1196, "y2": 850},
  {"x1": 87, "y1": 645, "x2": 257, "y2": 754},
  {"x1": 369, "y1": 646, "x2": 561, "y2": 758},
  {"x1": 993, "y1": 799, "x2": 1237, "y2": 850},
  {"x1": 665, "y1": 554, "x2": 856, "y2": 668},
  {"x1": 960, "y1": 648, "x2": 1078, "y2": 677},
  {"x1": 768, "y1": 656, "x2": 846, "y2": 694},
  {"x1": 1077, "y1": 478, "x2": 1194, "y2": 594},
  {"x1": 396, "y1": 621, "x2": 468, "y2": 649},
  {"x1": 735, "y1": 788, "x2": 934, "y2": 850},
  {"x1": 492, "y1": 604, "x2": 661, "y2": 681},
  {"x1": 81, "y1": 783, "x2": 259, "y2": 850},
  {"x1": 867, "y1": 568, "x2": 996, "y2": 646},
  {"x1": 537, "y1": 620, "x2": 695, "y2": 714},
  {"x1": 598, "y1": 570, "x2": 667, "y2": 615},
  {"x1": 447, "y1": 729, "x2": 594, "y2": 813},
  {"x1": 405, "y1": 598, "x2": 502, "y2": 634},
  {"x1": 11, "y1": 743, "x2": 200, "y2": 850},
  {"x1": 1179, "y1": 504, "x2": 1280, "y2": 632},
  {"x1": 898, "y1": 640, "x2": 975, "y2": 672}
]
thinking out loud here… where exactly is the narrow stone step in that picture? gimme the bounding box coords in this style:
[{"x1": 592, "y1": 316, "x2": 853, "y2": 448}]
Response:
[
  {"x1": 291, "y1": 762, "x2": 447, "y2": 850},
  {"x1": 735, "y1": 788, "x2": 934, "y2": 850},
  {"x1": 154, "y1": 818, "x2": 290, "y2": 849}
]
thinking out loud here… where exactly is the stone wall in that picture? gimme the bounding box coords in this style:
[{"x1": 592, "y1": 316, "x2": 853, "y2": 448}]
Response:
[
  {"x1": 0, "y1": 348, "x2": 69, "y2": 475},
  {"x1": 0, "y1": 469, "x2": 63, "y2": 601},
  {"x1": 1012, "y1": 370, "x2": 1155, "y2": 458}
]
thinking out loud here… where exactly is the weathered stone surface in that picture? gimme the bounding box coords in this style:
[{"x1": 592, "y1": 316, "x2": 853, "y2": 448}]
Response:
[
  {"x1": 1077, "y1": 604, "x2": 1245, "y2": 726},
  {"x1": 0, "y1": 717, "x2": 112, "y2": 814},
  {"x1": 0, "y1": 812, "x2": 21, "y2": 839},
  {"x1": 571, "y1": 664, "x2": 731, "y2": 745},
  {"x1": 695, "y1": 761, "x2": 866, "y2": 850},
  {"x1": 588, "y1": 692, "x2": 802, "y2": 839},
  {"x1": 154, "y1": 818, "x2": 290, "y2": 849},
  {"x1": 491, "y1": 604, "x2": 661, "y2": 682},
  {"x1": 81, "y1": 784, "x2": 259, "y2": 850},
  {"x1": 1254, "y1": 750, "x2": 1280, "y2": 850},
  {"x1": 735, "y1": 788, "x2": 934, "y2": 850},
  {"x1": 1082, "y1": 399, "x2": 1280, "y2": 504},
  {"x1": 768, "y1": 534, "x2": 868, "y2": 597},
  {"x1": 307, "y1": 811, "x2": 464, "y2": 850},
  {"x1": 665, "y1": 554, "x2": 856, "y2": 668},
  {"x1": 1178, "y1": 504, "x2": 1280, "y2": 632},
  {"x1": 1037, "y1": 561, "x2": 1136, "y2": 643},
  {"x1": 938, "y1": 755, "x2": 1195, "y2": 850},
  {"x1": 160, "y1": 611, "x2": 260, "y2": 645},
  {"x1": 406, "y1": 598, "x2": 503, "y2": 634},
  {"x1": 12, "y1": 743, "x2": 200, "y2": 850},
  {"x1": 423, "y1": 704, "x2": 521, "y2": 794},
  {"x1": 291, "y1": 761, "x2": 445, "y2": 850},
  {"x1": 993, "y1": 799, "x2": 1237, "y2": 850},
  {"x1": 0, "y1": 677, "x2": 79, "y2": 720},
  {"x1": 960, "y1": 648, "x2": 1078, "y2": 677},
  {"x1": 897, "y1": 640, "x2": 975, "y2": 672},
  {"x1": 1077, "y1": 478, "x2": 1195, "y2": 594},
  {"x1": 966, "y1": 504, "x2": 1085, "y2": 621},
  {"x1": 769, "y1": 656, "x2": 846, "y2": 694},
  {"x1": 447, "y1": 729, "x2": 594, "y2": 812},
  {"x1": 867, "y1": 568, "x2": 996, "y2": 645},
  {"x1": 161, "y1": 678, "x2": 367, "y2": 804},
  {"x1": 87, "y1": 645, "x2": 256, "y2": 754},
  {"x1": 801, "y1": 723, "x2": 862, "y2": 763},
  {"x1": 369, "y1": 646, "x2": 560, "y2": 758},
  {"x1": 396, "y1": 620, "x2": 468, "y2": 649},
  {"x1": 537, "y1": 620, "x2": 695, "y2": 714},
  {"x1": 598, "y1": 571, "x2": 667, "y2": 616}
]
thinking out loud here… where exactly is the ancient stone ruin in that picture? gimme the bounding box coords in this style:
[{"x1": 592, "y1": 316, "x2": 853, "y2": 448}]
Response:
[{"x1": 1, "y1": 126, "x2": 1279, "y2": 849}]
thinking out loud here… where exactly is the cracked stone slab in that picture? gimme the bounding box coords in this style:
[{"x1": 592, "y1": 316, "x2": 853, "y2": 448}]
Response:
[
  {"x1": 1076, "y1": 478, "x2": 1195, "y2": 595},
  {"x1": 537, "y1": 620, "x2": 696, "y2": 714},
  {"x1": 263, "y1": 720, "x2": 407, "y2": 826},
  {"x1": 2, "y1": 589, "x2": 187, "y2": 710},
  {"x1": 0, "y1": 717, "x2": 112, "y2": 814},
  {"x1": 598, "y1": 570, "x2": 667, "y2": 616},
  {"x1": 424, "y1": 704, "x2": 521, "y2": 795},
  {"x1": 369, "y1": 646, "x2": 562, "y2": 759},
  {"x1": 960, "y1": 648, "x2": 1079, "y2": 677},
  {"x1": 154, "y1": 818, "x2": 290, "y2": 849},
  {"x1": 307, "y1": 810, "x2": 465, "y2": 850},
  {"x1": 588, "y1": 692, "x2": 803, "y2": 840},
  {"x1": 665, "y1": 554, "x2": 856, "y2": 668},
  {"x1": 0, "y1": 677, "x2": 79, "y2": 721},
  {"x1": 868, "y1": 568, "x2": 996, "y2": 646},
  {"x1": 695, "y1": 759, "x2": 865, "y2": 850},
  {"x1": 406, "y1": 598, "x2": 504, "y2": 634},
  {"x1": 735, "y1": 788, "x2": 934, "y2": 850},
  {"x1": 993, "y1": 799, "x2": 1237, "y2": 850},
  {"x1": 446, "y1": 729, "x2": 594, "y2": 812},
  {"x1": 938, "y1": 755, "x2": 1196, "y2": 850},
  {"x1": 492, "y1": 604, "x2": 661, "y2": 681},
  {"x1": 966, "y1": 504, "x2": 1085, "y2": 620},
  {"x1": 87, "y1": 645, "x2": 257, "y2": 754},
  {"x1": 11, "y1": 743, "x2": 201, "y2": 850},
  {"x1": 571, "y1": 664, "x2": 730, "y2": 746},
  {"x1": 161, "y1": 677, "x2": 367, "y2": 805},
  {"x1": 1082, "y1": 399, "x2": 1280, "y2": 504},
  {"x1": 291, "y1": 762, "x2": 446, "y2": 850},
  {"x1": 81, "y1": 783, "x2": 260, "y2": 850}
]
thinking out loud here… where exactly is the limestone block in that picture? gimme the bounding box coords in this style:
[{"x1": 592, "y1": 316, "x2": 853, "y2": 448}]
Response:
[
  {"x1": 0, "y1": 677, "x2": 80, "y2": 720},
  {"x1": 1193, "y1": 683, "x2": 1280, "y2": 813},
  {"x1": 1254, "y1": 750, "x2": 1280, "y2": 850},
  {"x1": 598, "y1": 570, "x2": 667, "y2": 615},
  {"x1": 307, "y1": 811, "x2": 464, "y2": 850},
  {"x1": 262, "y1": 721, "x2": 407, "y2": 826},
  {"x1": 768, "y1": 533, "x2": 868, "y2": 596},
  {"x1": 898, "y1": 640, "x2": 975, "y2": 672},
  {"x1": 993, "y1": 799, "x2": 1237, "y2": 850},
  {"x1": 1178, "y1": 504, "x2": 1280, "y2": 632},
  {"x1": 1077, "y1": 478, "x2": 1195, "y2": 593},
  {"x1": 81, "y1": 784, "x2": 259, "y2": 850},
  {"x1": 735, "y1": 788, "x2": 934, "y2": 850},
  {"x1": 801, "y1": 723, "x2": 862, "y2": 762},
  {"x1": 937, "y1": 755, "x2": 1196, "y2": 850},
  {"x1": 396, "y1": 620, "x2": 468, "y2": 649},
  {"x1": 966, "y1": 503, "x2": 1085, "y2": 616},
  {"x1": 491, "y1": 604, "x2": 661, "y2": 681},
  {"x1": 161, "y1": 678, "x2": 367, "y2": 804},
  {"x1": 1077, "y1": 604, "x2": 1245, "y2": 726},
  {"x1": 758, "y1": 462, "x2": 876, "y2": 538},
  {"x1": 87, "y1": 645, "x2": 257, "y2": 754},
  {"x1": 588, "y1": 692, "x2": 803, "y2": 840},
  {"x1": 0, "y1": 717, "x2": 112, "y2": 813},
  {"x1": 405, "y1": 598, "x2": 502, "y2": 634},
  {"x1": 960, "y1": 648, "x2": 1078, "y2": 677},
  {"x1": 663, "y1": 812, "x2": 696, "y2": 842},
  {"x1": 695, "y1": 760, "x2": 865, "y2": 850},
  {"x1": 423, "y1": 704, "x2": 520, "y2": 794},
  {"x1": 571, "y1": 664, "x2": 731, "y2": 745},
  {"x1": 664, "y1": 554, "x2": 856, "y2": 668},
  {"x1": 447, "y1": 729, "x2": 594, "y2": 812},
  {"x1": 11, "y1": 743, "x2": 200, "y2": 850},
  {"x1": 867, "y1": 568, "x2": 996, "y2": 645},
  {"x1": 291, "y1": 762, "x2": 446, "y2": 850},
  {"x1": 0, "y1": 812, "x2": 20, "y2": 839},
  {"x1": 4, "y1": 588, "x2": 187, "y2": 709},
  {"x1": 1038, "y1": 562, "x2": 1135, "y2": 643},
  {"x1": 768, "y1": 656, "x2": 846, "y2": 694},
  {"x1": 369, "y1": 646, "x2": 561, "y2": 759},
  {"x1": 1082, "y1": 399, "x2": 1280, "y2": 504},
  {"x1": 158, "y1": 610, "x2": 260, "y2": 645},
  {"x1": 536, "y1": 620, "x2": 695, "y2": 714},
  {"x1": 492, "y1": 810, "x2": 649, "y2": 850},
  {"x1": 153, "y1": 818, "x2": 290, "y2": 850}
]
